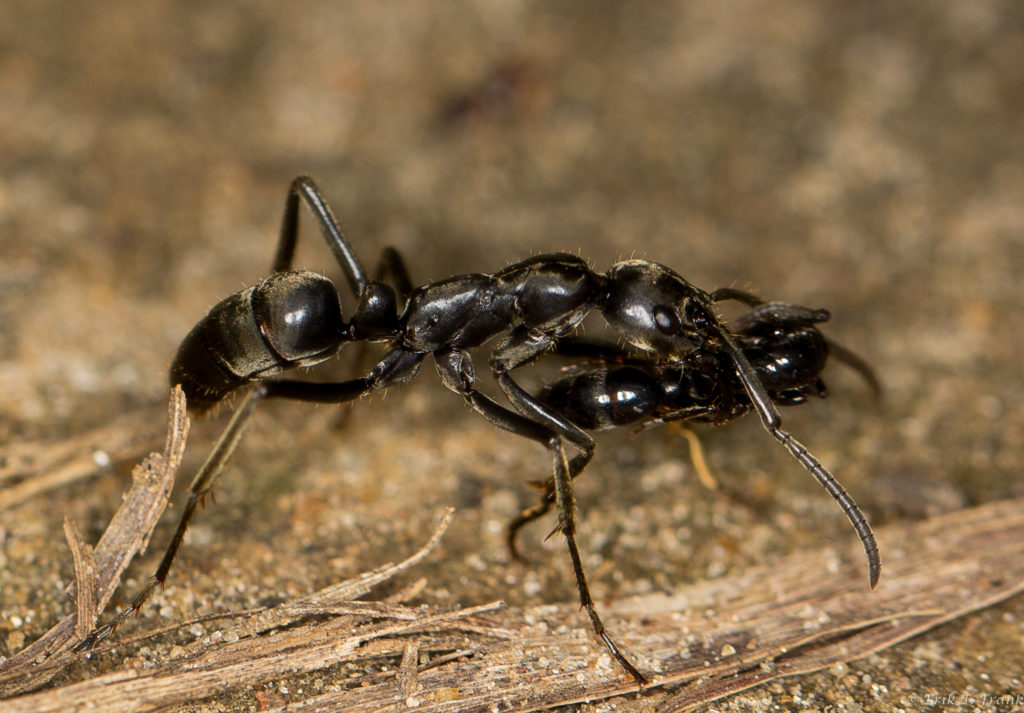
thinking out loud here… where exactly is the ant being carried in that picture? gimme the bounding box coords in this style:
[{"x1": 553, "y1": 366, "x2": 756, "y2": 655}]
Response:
[
  {"x1": 77, "y1": 176, "x2": 880, "y2": 686},
  {"x1": 517, "y1": 301, "x2": 881, "y2": 561}
]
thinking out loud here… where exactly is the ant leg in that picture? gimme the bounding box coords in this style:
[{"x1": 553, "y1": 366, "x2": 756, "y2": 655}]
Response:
[
  {"x1": 485, "y1": 330, "x2": 598, "y2": 559},
  {"x1": 491, "y1": 336, "x2": 595, "y2": 477},
  {"x1": 273, "y1": 176, "x2": 368, "y2": 295},
  {"x1": 550, "y1": 434, "x2": 648, "y2": 687},
  {"x1": 459, "y1": 391, "x2": 649, "y2": 686},
  {"x1": 732, "y1": 302, "x2": 830, "y2": 330},
  {"x1": 506, "y1": 406, "x2": 718, "y2": 558},
  {"x1": 506, "y1": 401, "x2": 609, "y2": 561},
  {"x1": 374, "y1": 246, "x2": 413, "y2": 302},
  {"x1": 460, "y1": 359, "x2": 645, "y2": 684},
  {"x1": 503, "y1": 448, "x2": 604, "y2": 563},
  {"x1": 487, "y1": 336, "x2": 646, "y2": 685},
  {"x1": 492, "y1": 364, "x2": 596, "y2": 531},
  {"x1": 76, "y1": 384, "x2": 268, "y2": 650},
  {"x1": 77, "y1": 367, "x2": 400, "y2": 651},
  {"x1": 505, "y1": 489, "x2": 554, "y2": 562},
  {"x1": 433, "y1": 347, "x2": 557, "y2": 445},
  {"x1": 446, "y1": 342, "x2": 647, "y2": 688},
  {"x1": 263, "y1": 344, "x2": 423, "y2": 405},
  {"x1": 431, "y1": 348, "x2": 588, "y2": 557}
]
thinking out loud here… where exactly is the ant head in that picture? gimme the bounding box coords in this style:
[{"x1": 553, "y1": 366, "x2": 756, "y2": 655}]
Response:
[
  {"x1": 732, "y1": 302, "x2": 830, "y2": 394},
  {"x1": 601, "y1": 261, "x2": 783, "y2": 432},
  {"x1": 601, "y1": 261, "x2": 718, "y2": 359}
]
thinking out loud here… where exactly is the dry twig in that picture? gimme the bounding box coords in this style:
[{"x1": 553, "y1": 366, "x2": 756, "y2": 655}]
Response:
[
  {"x1": 2, "y1": 389, "x2": 1023, "y2": 710},
  {"x1": 0, "y1": 413, "x2": 163, "y2": 511},
  {"x1": 1, "y1": 493, "x2": 1021, "y2": 711},
  {"x1": 0, "y1": 387, "x2": 188, "y2": 689}
]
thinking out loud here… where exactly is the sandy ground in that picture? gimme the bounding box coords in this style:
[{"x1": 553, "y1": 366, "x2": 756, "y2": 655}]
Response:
[{"x1": 1, "y1": 2, "x2": 1022, "y2": 711}]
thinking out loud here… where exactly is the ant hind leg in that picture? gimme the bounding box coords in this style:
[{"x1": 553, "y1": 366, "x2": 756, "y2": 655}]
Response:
[{"x1": 75, "y1": 385, "x2": 268, "y2": 650}]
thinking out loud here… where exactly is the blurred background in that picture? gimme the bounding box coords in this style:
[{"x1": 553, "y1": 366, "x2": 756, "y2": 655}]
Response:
[{"x1": 1, "y1": 1, "x2": 1022, "y2": 708}]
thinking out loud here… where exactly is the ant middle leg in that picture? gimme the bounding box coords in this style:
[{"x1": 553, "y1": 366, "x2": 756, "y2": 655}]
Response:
[
  {"x1": 469, "y1": 394, "x2": 645, "y2": 685},
  {"x1": 505, "y1": 336, "x2": 666, "y2": 559},
  {"x1": 486, "y1": 330, "x2": 598, "y2": 557},
  {"x1": 486, "y1": 337, "x2": 648, "y2": 684},
  {"x1": 549, "y1": 434, "x2": 648, "y2": 686},
  {"x1": 431, "y1": 349, "x2": 564, "y2": 542},
  {"x1": 433, "y1": 348, "x2": 644, "y2": 683}
]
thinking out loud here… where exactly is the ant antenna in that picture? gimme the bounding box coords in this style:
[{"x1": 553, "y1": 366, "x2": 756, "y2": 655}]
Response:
[{"x1": 713, "y1": 322, "x2": 881, "y2": 589}]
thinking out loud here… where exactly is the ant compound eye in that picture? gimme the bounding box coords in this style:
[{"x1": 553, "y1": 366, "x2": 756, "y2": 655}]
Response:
[{"x1": 653, "y1": 305, "x2": 681, "y2": 334}]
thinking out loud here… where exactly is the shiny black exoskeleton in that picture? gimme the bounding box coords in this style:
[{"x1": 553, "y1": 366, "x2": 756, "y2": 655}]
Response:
[
  {"x1": 539, "y1": 302, "x2": 836, "y2": 432},
  {"x1": 509, "y1": 302, "x2": 880, "y2": 560},
  {"x1": 79, "y1": 177, "x2": 880, "y2": 687}
]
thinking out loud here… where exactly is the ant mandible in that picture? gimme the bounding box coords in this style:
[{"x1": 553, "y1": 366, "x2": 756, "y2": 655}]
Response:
[{"x1": 78, "y1": 176, "x2": 879, "y2": 687}]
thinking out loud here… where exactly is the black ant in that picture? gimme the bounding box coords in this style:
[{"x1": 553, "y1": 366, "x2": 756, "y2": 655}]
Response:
[
  {"x1": 77, "y1": 176, "x2": 879, "y2": 687},
  {"x1": 511, "y1": 300, "x2": 880, "y2": 561}
]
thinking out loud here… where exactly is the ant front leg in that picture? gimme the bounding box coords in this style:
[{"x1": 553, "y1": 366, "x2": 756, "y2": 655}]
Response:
[
  {"x1": 491, "y1": 334, "x2": 596, "y2": 561},
  {"x1": 765, "y1": 422, "x2": 881, "y2": 589},
  {"x1": 505, "y1": 485, "x2": 555, "y2": 563},
  {"x1": 430, "y1": 349, "x2": 561, "y2": 561},
  {"x1": 548, "y1": 433, "x2": 648, "y2": 686},
  {"x1": 435, "y1": 347, "x2": 645, "y2": 684},
  {"x1": 711, "y1": 324, "x2": 882, "y2": 589}
]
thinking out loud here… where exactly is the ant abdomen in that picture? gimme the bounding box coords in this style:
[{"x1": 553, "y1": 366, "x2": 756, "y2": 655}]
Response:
[
  {"x1": 538, "y1": 366, "x2": 661, "y2": 430},
  {"x1": 170, "y1": 270, "x2": 346, "y2": 413}
]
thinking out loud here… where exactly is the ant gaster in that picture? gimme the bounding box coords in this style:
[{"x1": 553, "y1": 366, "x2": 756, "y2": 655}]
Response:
[{"x1": 78, "y1": 177, "x2": 879, "y2": 687}]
